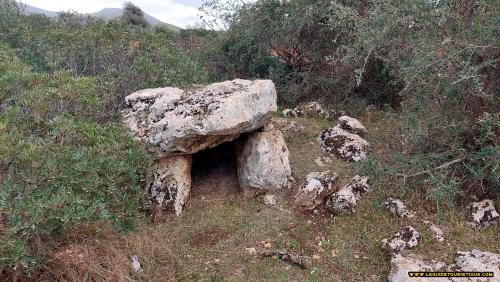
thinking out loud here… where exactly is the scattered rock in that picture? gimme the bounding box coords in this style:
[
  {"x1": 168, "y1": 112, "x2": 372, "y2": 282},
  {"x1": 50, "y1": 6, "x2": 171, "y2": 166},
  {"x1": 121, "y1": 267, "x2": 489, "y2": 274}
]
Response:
[
  {"x1": 283, "y1": 101, "x2": 332, "y2": 119},
  {"x1": 282, "y1": 108, "x2": 304, "y2": 118},
  {"x1": 294, "y1": 171, "x2": 338, "y2": 211},
  {"x1": 237, "y1": 128, "x2": 293, "y2": 193},
  {"x1": 313, "y1": 254, "x2": 321, "y2": 260},
  {"x1": 148, "y1": 155, "x2": 192, "y2": 216},
  {"x1": 131, "y1": 255, "x2": 143, "y2": 273},
  {"x1": 384, "y1": 197, "x2": 415, "y2": 218},
  {"x1": 325, "y1": 176, "x2": 370, "y2": 214},
  {"x1": 424, "y1": 220, "x2": 445, "y2": 242},
  {"x1": 468, "y1": 199, "x2": 499, "y2": 229},
  {"x1": 388, "y1": 254, "x2": 447, "y2": 282},
  {"x1": 245, "y1": 247, "x2": 257, "y2": 255},
  {"x1": 319, "y1": 126, "x2": 371, "y2": 162},
  {"x1": 122, "y1": 79, "x2": 277, "y2": 156},
  {"x1": 264, "y1": 194, "x2": 277, "y2": 206},
  {"x1": 381, "y1": 226, "x2": 421, "y2": 255},
  {"x1": 365, "y1": 104, "x2": 377, "y2": 112},
  {"x1": 338, "y1": 115, "x2": 367, "y2": 136},
  {"x1": 263, "y1": 242, "x2": 272, "y2": 249},
  {"x1": 454, "y1": 250, "x2": 500, "y2": 278},
  {"x1": 388, "y1": 250, "x2": 500, "y2": 282}
]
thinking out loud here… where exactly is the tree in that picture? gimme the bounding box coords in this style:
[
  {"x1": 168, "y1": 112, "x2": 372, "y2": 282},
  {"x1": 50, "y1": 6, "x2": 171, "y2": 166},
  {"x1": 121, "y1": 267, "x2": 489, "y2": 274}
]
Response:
[{"x1": 121, "y1": 2, "x2": 149, "y2": 27}]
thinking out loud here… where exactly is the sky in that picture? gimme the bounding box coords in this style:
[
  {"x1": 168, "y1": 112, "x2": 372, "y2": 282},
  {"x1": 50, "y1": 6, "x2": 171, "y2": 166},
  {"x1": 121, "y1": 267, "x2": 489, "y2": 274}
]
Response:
[{"x1": 20, "y1": 0, "x2": 204, "y2": 28}]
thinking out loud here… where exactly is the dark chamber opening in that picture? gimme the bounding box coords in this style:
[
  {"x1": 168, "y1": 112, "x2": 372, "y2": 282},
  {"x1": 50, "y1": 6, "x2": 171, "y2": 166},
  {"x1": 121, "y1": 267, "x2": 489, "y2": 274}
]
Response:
[{"x1": 191, "y1": 138, "x2": 241, "y2": 197}]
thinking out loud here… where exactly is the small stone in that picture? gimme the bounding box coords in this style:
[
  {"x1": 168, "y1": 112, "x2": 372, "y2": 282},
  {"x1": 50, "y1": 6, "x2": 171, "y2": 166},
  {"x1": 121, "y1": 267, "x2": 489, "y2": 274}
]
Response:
[
  {"x1": 295, "y1": 171, "x2": 338, "y2": 211},
  {"x1": 263, "y1": 242, "x2": 272, "y2": 249},
  {"x1": 264, "y1": 194, "x2": 277, "y2": 206},
  {"x1": 381, "y1": 226, "x2": 421, "y2": 255},
  {"x1": 354, "y1": 255, "x2": 360, "y2": 259},
  {"x1": 468, "y1": 199, "x2": 499, "y2": 229},
  {"x1": 325, "y1": 175, "x2": 371, "y2": 215},
  {"x1": 384, "y1": 198, "x2": 415, "y2": 218},
  {"x1": 313, "y1": 255, "x2": 321, "y2": 260},
  {"x1": 318, "y1": 248, "x2": 325, "y2": 253},
  {"x1": 213, "y1": 258, "x2": 221, "y2": 264},
  {"x1": 245, "y1": 247, "x2": 257, "y2": 255}
]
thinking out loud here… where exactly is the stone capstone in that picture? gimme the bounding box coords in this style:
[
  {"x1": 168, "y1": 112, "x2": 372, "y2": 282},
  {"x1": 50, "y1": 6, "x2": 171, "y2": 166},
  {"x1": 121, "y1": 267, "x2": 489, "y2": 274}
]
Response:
[{"x1": 122, "y1": 79, "x2": 277, "y2": 157}]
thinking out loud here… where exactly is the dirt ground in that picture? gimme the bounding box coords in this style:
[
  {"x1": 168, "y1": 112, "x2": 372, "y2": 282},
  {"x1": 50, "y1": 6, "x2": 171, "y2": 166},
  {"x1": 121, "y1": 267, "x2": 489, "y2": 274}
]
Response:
[{"x1": 40, "y1": 112, "x2": 499, "y2": 281}]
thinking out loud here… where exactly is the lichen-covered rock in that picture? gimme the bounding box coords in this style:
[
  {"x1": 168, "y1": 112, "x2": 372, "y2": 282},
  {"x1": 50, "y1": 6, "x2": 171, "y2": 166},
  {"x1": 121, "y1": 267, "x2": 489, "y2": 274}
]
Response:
[
  {"x1": 388, "y1": 254, "x2": 448, "y2": 282},
  {"x1": 384, "y1": 197, "x2": 415, "y2": 218},
  {"x1": 381, "y1": 226, "x2": 421, "y2": 255},
  {"x1": 468, "y1": 199, "x2": 499, "y2": 229},
  {"x1": 319, "y1": 126, "x2": 371, "y2": 162},
  {"x1": 325, "y1": 175, "x2": 370, "y2": 214},
  {"x1": 149, "y1": 155, "x2": 192, "y2": 216},
  {"x1": 454, "y1": 250, "x2": 500, "y2": 279},
  {"x1": 122, "y1": 79, "x2": 277, "y2": 157},
  {"x1": 283, "y1": 101, "x2": 332, "y2": 119},
  {"x1": 338, "y1": 115, "x2": 367, "y2": 136},
  {"x1": 294, "y1": 171, "x2": 338, "y2": 210},
  {"x1": 237, "y1": 128, "x2": 293, "y2": 193},
  {"x1": 388, "y1": 250, "x2": 500, "y2": 282}
]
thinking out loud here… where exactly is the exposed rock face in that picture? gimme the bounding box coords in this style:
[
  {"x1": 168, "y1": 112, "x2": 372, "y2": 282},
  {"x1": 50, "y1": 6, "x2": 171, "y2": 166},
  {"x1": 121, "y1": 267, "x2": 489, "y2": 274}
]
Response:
[
  {"x1": 381, "y1": 226, "x2": 421, "y2": 255},
  {"x1": 149, "y1": 155, "x2": 192, "y2": 216},
  {"x1": 468, "y1": 199, "x2": 499, "y2": 229},
  {"x1": 319, "y1": 126, "x2": 371, "y2": 162},
  {"x1": 338, "y1": 115, "x2": 367, "y2": 136},
  {"x1": 294, "y1": 171, "x2": 338, "y2": 210},
  {"x1": 388, "y1": 254, "x2": 448, "y2": 282},
  {"x1": 237, "y1": 128, "x2": 293, "y2": 193},
  {"x1": 384, "y1": 197, "x2": 415, "y2": 218},
  {"x1": 122, "y1": 79, "x2": 277, "y2": 157},
  {"x1": 325, "y1": 175, "x2": 370, "y2": 214},
  {"x1": 388, "y1": 250, "x2": 500, "y2": 282},
  {"x1": 454, "y1": 250, "x2": 500, "y2": 279}
]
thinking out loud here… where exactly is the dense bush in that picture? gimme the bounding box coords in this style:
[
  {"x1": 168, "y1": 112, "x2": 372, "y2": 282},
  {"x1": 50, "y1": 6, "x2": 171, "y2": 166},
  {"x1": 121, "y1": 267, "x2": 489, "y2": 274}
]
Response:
[
  {"x1": 201, "y1": 0, "x2": 499, "y2": 204},
  {"x1": 0, "y1": 0, "x2": 209, "y2": 273}
]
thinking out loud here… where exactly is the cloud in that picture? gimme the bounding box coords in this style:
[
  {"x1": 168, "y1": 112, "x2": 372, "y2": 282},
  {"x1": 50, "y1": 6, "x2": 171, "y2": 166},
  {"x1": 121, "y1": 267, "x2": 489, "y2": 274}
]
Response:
[{"x1": 19, "y1": 0, "x2": 203, "y2": 27}]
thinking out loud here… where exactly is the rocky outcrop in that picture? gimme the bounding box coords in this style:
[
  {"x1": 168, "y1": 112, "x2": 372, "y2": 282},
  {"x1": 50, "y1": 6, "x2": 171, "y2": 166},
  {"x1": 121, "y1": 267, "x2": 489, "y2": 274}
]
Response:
[
  {"x1": 338, "y1": 115, "x2": 367, "y2": 136},
  {"x1": 237, "y1": 127, "x2": 293, "y2": 193},
  {"x1": 122, "y1": 79, "x2": 277, "y2": 157},
  {"x1": 384, "y1": 197, "x2": 415, "y2": 218},
  {"x1": 468, "y1": 199, "x2": 499, "y2": 229},
  {"x1": 149, "y1": 155, "x2": 192, "y2": 216},
  {"x1": 388, "y1": 254, "x2": 448, "y2": 282},
  {"x1": 388, "y1": 250, "x2": 500, "y2": 282},
  {"x1": 294, "y1": 171, "x2": 338, "y2": 210},
  {"x1": 325, "y1": 175, "x2": 370, "y2": 214},
  {"x1": 319, "y1": 126, "x2": 371, "y2": 162},
  {"x1": 381, "y1": 226, "x2": 421, "y2": 255},
  {"x1": 454, "y1": 250, "x2": 500, "y2": 278}
]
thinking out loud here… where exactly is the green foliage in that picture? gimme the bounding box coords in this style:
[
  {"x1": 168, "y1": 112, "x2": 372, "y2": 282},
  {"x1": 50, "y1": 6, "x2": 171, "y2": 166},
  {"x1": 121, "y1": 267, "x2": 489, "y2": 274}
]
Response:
[
  {"x1": 121, "y1": 2, "x2": 149, "y2": 28},
  {"x1": 0, "y1": 44, "x2": 153, "y2": 271}
]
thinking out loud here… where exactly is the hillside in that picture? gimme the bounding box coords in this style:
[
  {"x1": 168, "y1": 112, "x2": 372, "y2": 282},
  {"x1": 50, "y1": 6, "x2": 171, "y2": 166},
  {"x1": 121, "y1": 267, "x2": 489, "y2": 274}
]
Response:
[{"x1": 21, "y1": 4, "x2": 181, "y2": 31}]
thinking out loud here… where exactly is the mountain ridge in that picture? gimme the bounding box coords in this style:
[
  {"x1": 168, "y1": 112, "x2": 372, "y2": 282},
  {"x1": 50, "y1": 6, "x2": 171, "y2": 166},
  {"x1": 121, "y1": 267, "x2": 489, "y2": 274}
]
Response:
[{"x1": 21, "y1": 4, "x2": 181, "y2": 31}]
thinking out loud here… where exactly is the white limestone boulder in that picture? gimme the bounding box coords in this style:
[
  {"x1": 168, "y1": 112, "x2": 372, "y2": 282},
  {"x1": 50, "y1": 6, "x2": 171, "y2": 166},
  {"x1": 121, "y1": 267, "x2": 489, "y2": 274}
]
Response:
[
  {"x1": 237, "y1": 128, "x2": 293, "y2": 193},
  {"x1": 381, "y1": 226, "x2": 421, "y2": 255},
  {"x1": 384, "y1": 197, "x2": 415, "y2": 218},
  {"x1": 468, "y1": 199, "x2": 499, "y2": 229},
  {"x1": 319, "y1": 126, "x2": 371, "y2": 162},
  {"x1": 338, "y1": 115, "x2": 367, "y2": 136},
  {"x1": 294, "y1": 171, "x2": 338, "y2": 210},
  {"x1": 325, "y1": 175, "x2": 370, "y2": 214},
  {"x1": 122, "y1": 79, "x2": 277, "y2": 157},
  {"x1": 149, "y1": 155, "x2": 192, "y2": 216}
]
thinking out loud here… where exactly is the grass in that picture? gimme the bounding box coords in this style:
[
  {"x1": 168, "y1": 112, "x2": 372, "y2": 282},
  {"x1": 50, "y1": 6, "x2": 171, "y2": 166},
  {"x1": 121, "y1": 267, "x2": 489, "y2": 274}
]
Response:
[{"x1": 35, "y1": 112, "x2": 499, "y2": 281}]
